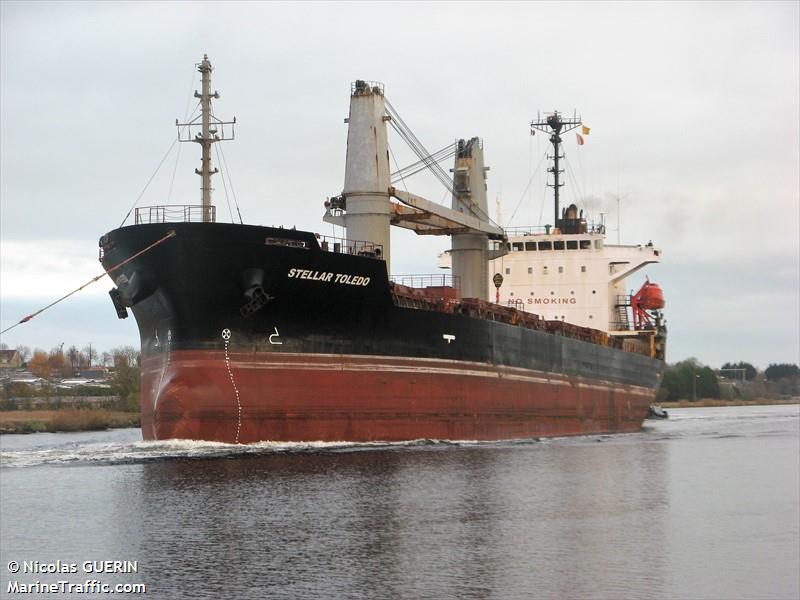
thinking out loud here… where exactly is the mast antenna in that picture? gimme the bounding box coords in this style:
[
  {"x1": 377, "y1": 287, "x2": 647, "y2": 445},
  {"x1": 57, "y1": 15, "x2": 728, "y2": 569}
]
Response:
[
  {"x1": 530, "y1": 110, "x2": 581, "y2": 229},
  {"x1": 176, "y1": 54, "x2": 236, "y2": 222}
]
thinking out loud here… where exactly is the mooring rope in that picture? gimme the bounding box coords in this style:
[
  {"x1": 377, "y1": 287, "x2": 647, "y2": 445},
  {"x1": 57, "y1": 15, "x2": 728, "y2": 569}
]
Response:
[{"x1": 0, "y1": 230, "x2": 176, "y2": 336}]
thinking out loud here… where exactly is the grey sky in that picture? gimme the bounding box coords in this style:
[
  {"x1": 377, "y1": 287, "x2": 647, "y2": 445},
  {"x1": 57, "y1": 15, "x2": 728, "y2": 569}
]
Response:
[{"x1": 1, "y1": 1, "x2": 798, "y2": 369}]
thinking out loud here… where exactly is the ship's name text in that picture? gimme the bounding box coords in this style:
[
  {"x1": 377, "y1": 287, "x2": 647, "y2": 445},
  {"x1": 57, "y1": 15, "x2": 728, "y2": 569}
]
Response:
[{"x1": 288, "y1": 268, "x2": 370, "y2": 286}]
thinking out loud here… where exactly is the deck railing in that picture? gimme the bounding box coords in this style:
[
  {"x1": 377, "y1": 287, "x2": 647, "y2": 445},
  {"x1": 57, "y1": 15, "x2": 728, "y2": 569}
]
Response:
[
  {"x1": 135, "y1": 205, "x2": 215, "y2": 224},
  {"x1": 504, "y1": 222, "x2": 606, "y2": 236},
  {"x1": 317, "y1": 235, "x2": 384, "y2": 260},
  {"x1": 390, "y1": 274, "x2": 459, "y2": 289}
]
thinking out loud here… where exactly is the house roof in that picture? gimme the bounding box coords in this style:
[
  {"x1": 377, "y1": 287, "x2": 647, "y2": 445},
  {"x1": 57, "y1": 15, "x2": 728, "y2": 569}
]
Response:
[{"x1": 0, "y1": 349, "x2": 20, "y2": 363}]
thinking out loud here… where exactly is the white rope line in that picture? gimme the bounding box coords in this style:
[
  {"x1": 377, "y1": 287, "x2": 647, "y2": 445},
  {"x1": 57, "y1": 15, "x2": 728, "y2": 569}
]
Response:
[{"x1": 222, "y1": 330, "x2": 242, "y2": 443}]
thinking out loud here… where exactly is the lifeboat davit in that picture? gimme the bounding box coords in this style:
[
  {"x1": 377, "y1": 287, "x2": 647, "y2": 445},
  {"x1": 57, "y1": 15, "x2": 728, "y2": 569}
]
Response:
[{"x1": 637, "y1": 281, "x2": 665, "y2": 310}]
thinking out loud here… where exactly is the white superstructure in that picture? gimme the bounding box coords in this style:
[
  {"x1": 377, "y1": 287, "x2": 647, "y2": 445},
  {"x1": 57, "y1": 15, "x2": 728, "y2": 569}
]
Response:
[
  {"x1": 486, "y1": 224, "x2": 661, "y2": 333},
  {"x1": 325, "y1": 88, "x2": 664, "y2": 340}
]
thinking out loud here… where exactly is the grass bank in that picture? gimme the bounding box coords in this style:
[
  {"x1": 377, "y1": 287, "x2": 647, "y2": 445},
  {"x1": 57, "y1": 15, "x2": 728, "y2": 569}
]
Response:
[
  {"x1": 0, "y1": 409, "x2": 140, "y2": 434},
  {"x1": 660, "y1": 398, "x2": 799, "y2": 408}
]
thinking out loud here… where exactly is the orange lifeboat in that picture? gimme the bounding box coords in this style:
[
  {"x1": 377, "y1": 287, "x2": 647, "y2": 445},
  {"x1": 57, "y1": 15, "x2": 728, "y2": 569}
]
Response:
[{"x1": 637, "y1": 282, "x2": 665, "y2": 310}]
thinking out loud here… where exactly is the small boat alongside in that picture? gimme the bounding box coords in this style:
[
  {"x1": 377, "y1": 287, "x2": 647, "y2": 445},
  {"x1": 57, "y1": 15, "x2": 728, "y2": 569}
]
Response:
[{"x1": 647, "y1": 404, "x2": 669, "y2": 419}]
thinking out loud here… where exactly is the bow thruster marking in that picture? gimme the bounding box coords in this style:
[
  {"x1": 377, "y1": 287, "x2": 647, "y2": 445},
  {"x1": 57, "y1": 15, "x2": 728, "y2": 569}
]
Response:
[{"x1": 221, "y1": 328, "x2": 242, "y2": 443}]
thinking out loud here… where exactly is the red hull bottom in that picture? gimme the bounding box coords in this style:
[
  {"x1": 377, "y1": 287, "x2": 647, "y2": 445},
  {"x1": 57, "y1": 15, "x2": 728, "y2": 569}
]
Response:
[{"x1": 140, "y1": 351, "x2": 654, "y2": 443}]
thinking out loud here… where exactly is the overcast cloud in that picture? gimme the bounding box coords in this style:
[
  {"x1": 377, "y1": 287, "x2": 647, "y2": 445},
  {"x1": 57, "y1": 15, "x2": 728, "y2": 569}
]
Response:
[{"x1": 1, "y1": 1, "x2": 798, "y2": 369}]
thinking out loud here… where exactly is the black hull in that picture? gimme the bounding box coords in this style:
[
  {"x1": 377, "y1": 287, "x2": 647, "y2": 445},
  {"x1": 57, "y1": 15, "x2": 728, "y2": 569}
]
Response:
[{"x1": 99, "y1": 222, "x2": 664, "y2": 442}]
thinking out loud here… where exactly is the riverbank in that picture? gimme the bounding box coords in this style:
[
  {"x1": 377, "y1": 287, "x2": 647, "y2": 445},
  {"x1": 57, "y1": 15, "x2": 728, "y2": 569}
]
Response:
[
  {"x1": 0, "y1": 409, "x2": 140, "y2": 434},
  {"x1": 660, "y1": 398, "x2": 799, "y2": 408}
]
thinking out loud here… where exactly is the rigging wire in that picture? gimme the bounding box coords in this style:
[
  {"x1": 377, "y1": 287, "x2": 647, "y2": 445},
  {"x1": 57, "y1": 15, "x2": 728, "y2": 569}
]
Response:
[
  {"x1": 563, "y1": 157, "x2": 580, "y2": 205},
  {"x1": 217, "y1": 142, "x2": 243, "y2": 224},
  {"x1": 507, "y1": 151, "x2": 549, "y2": 226},
  {"x1": 388, "y1": 143, "x2": 409, "y2": 195},
  {"x1": 391, "y1": 147, "x2": 454, "y2": 182},
  {"x1": 387, "y1": 118, "x2": 453, "y2": 194},
  {"x1": 384, "y1": 98, "x2": 455, "y2": 195},
  {"x1": 538, "y1": 182, "x2": 547, "y2": 226},
  {"x1": 386, "y1": 106, "x2": 499, "y2": 227},
  {"x1": 214, "y1": 143, "x2": 235, "y2": 223},
  {"x1": 119, "y1": 137, "x2": 179, "y2": 228},
  {"x1": 575, "y1": 138, "x2": 587, "y2": 200},
  {"x1": 168, "y1": 132, "x2": 183, "y2": 203},
  {"x1": 527, "y1": 129, "x2": 533, "y2": 227},
  {"x1": 0, "y1": 230, "x2": 177, "y2": 336},
  {"x1": 168, "y1": 70, "x2": 199, "y2": 202},
  {"x1": 563, "y1": 156, "x2": 587, "y2": 208},
  {"x1": 210, "y1": 103, "x2": 243, "y2": 224},
  {"x1": 385, "y1": 97, "x2": 502, "y2": 224},
  {"x1": 169, "y1": 101, "x2": 201, "y2": 202},
  {"x1": 391, "y1": 143, "x2": 456, "y2": 183}
]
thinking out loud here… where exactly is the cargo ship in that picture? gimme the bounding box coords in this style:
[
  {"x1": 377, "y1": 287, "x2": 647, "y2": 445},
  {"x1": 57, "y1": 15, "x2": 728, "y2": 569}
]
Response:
[{"x1": 99, "y1": 56, "x2": 666, "y2": 443}]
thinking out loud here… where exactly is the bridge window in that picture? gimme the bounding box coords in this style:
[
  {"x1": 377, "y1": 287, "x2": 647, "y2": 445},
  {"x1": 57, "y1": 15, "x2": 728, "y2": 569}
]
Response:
[
  {"x1": 538, "y1": 241, "x2": 552, "y2": 250},
  {"x1": 525, "y1": 242, "x2": 537, "y2": 251},
  {"x1": 512, "y1": 242, "x2": 524, "y2": 251},
  {"x1": 580, "y1": 240, "x2": 591, "y2": 249},
  {"x1": 567, "y1": 240, "x2": 578, "y2": 250},
  {"x1": 554, "y1": 241, "x2": 565, "y2": 250}
]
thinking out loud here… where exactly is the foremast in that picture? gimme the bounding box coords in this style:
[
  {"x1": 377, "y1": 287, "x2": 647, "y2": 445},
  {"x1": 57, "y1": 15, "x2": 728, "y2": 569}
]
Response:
[{"x1": 176, "y1": 54, "x2": 236, "y2": 222}]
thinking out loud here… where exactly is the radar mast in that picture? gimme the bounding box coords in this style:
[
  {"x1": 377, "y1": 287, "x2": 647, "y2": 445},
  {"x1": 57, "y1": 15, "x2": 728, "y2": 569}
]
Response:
[{"x1": 530, "y1": 110, "x2": 582, "y2": 230}]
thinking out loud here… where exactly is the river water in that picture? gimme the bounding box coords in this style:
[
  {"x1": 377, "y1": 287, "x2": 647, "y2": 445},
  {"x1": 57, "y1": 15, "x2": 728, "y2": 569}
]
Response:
[{"x1": 1, "y1": 405, "x2": 797, "y2": 599}]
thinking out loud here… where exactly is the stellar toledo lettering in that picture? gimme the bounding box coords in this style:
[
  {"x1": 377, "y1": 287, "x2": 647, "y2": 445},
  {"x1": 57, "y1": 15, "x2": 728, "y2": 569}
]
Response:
[{"x1": 287, "y1": 268, "x2": 370, "y2": 286}]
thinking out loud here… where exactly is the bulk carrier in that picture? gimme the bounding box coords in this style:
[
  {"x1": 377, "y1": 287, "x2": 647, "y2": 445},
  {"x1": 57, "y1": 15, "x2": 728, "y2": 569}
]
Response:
[{"x1": 99, "y1": 56, "x2": 666, "y2": 443}]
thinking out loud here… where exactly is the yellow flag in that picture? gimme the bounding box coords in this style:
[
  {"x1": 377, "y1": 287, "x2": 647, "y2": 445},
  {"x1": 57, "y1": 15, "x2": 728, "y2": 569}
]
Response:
[{"x1": 582, "y1": 125, "x2": 591, "y2": 135}]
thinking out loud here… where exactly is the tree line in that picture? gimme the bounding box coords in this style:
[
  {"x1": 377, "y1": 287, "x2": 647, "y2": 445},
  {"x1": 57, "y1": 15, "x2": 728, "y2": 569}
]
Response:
[
  {"x1": 1, "y1": 344, "x2": 140, "y2": 412},
  {"x1": 658, "y1": 359, "x2": 800, "y2": 402},
  {"x1": 7, "y1": 344, "x2": 136, "y2": 379}
]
